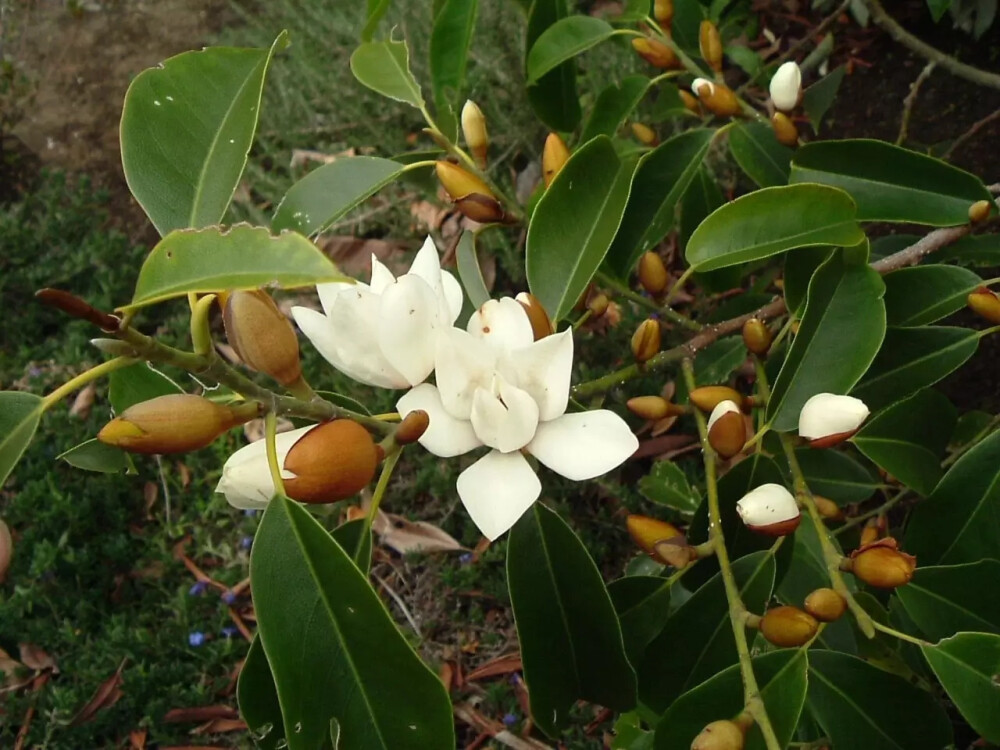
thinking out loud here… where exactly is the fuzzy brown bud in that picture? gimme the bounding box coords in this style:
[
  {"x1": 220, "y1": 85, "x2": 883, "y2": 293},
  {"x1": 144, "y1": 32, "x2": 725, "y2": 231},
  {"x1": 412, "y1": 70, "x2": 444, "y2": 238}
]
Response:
[
  {"x1": 516, "y1": 292, "x2": 555, "y2": 340},
  {"x1": 542, "y1": 132, "x2": 571, "y2": 187},
  {"x1": 692, "y1": 80, "x2": 741, "y2": 118},
  {"x1": 759, "y1": 605, "x2": 819, "y2": 647},
  {"x1": 626, "y1": 515, "x2": 690, "y2": 566},
  {"x1": 435, "y1": 160, "x2": 494, "y2": 201},
  {"x1": 654, "y1": 0, "x2": 674, "y2": 29},
  {"x1": 691, "y1": 720, "x2": 746, "y2": 750},
  {"x1": 770, "y1": 112, "x2": 798, "y2": 147},
  {"x1": 395, "y1": 410, "x2": 430, "y2": 446},
  {"x1": 969, "y1": 199, "x2": 992, "y2": 224},
  {"x1": 804, "y1": 587, "x2": 847, "y2": 622},
  {"x1": 224, "y1": 290, "x2": 302, "y2": 386},
  {"x1": 846, "y1": 538, "x2": 916, "y2": 589},
  {"x1": 699, "y1": 21, "x2": 723, "y2": 72},
  {"x1": 741, "y1": 318, "x2": 773, "y2": 356},
  {"x1": 631, "y1": 319, "x2": 661, "y2": 363},
  {"x1": 631, "y1": 37, "x2": 679, "y2": 70},
  {"x1": 461, "y1": 100, "x2": 489, "y2": 168},
  {"x1": 813, "y1": 494, "x2": 844, "y2": 521},
  {"x1": 283, "y1": 420, "x2": 379, "y2": 504},
  {"x1": 0, "y1": 519, "x2": 11, "y2": 584},
  {"x1": 859, "y1": 521, "x2": 880, "y2": 547},
  {"x1": 679, "y1": 90, "x2": 701, "y2": 115},
  {"x1": 627, "y1": 395, "x2": 671, "y2": 420},
  {"x1": 587, "y1": 293, "x2": 610, "y2": 318},
  {"x1": 631, "y1": 122, "x2": 659, "y2": 146},
  {"x1": 689, "y1": 385, "x2": 743, "y2": 413},
  {"x1": 967, "y1": 286, "x2": 1000, "y2": 324},
  {"x1": 455, "y1": 194, "x2": 509, "y2": 224},
  {"x1": 638, "y1": 252, "x2": 670, "y2": 295},
  {"x1": 707, "y1": 400, "x2": 747, "y2": 459}
]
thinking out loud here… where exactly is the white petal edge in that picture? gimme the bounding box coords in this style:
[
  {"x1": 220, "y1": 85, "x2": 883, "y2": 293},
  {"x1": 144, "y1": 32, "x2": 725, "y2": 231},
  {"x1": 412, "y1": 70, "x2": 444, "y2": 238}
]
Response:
[
  {"x1": 501, "y1": 329, "x2": 573, "y2": 422},
  {"x1": 397, "y1": 384, "x2": 481, "y2": 458},
  {"x1": 441, "y1": 270, "x2": 464, "y2": 324},
  {"x1": 434, "y1": 327, "x2": 497, "y2": 420},
  {"x1": 456, "y1": 449, "x2": 541, "y2": 541},
  {"x1": 528, "y1": 409, "x2": 638, "y2": 481},
  {"x1": 369, "y1": 254, "x2": 396, "y2": 294},
  {"x1": 470, "y1": 377, "x2": 539, "y2": 453},
  {"x1": 467, "y1": 297, "x2": 534, "y2": 353},
  {"x1": 377, "y1": 275, "x2": 441, "y2": 386},
  {"x1": 215, "y1": 428, "x2": 305, "y2": 509},
  {"x1": 315, "y1": 280, "x2": 362, "y2": 317}
]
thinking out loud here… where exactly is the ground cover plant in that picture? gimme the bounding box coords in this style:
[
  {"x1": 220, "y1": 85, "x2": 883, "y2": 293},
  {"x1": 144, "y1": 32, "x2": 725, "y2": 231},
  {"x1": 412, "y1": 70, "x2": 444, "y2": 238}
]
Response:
[{"x1": 3, "y1": 0, "x2": 1000, "y2": 748}]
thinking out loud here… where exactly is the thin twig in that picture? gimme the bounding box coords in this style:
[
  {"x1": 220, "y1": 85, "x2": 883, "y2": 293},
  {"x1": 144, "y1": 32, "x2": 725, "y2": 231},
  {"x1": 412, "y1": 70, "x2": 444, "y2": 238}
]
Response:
[
  {"x1": 896, "y1": 61, "x2": 936, "y2": 145},
  {"x1": 942, "y1": 107, "x2": 1000, "y2": 161},
  {"x1": 371, "y1": 571, "x2": 422, "y2": 637}
]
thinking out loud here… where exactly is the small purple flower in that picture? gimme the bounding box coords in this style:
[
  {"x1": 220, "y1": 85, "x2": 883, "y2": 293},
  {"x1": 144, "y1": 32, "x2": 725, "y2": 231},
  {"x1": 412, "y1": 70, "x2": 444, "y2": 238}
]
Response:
[
  {"x1": 240, "y1": 536, "x2": 254, "y2": 550},
  {"x1": 188, "y1": 631, "x2": 206, "y2": 647},
  {"x1": 508, "y1": 673, "x2": 522, "y2": 686},
  {"x1": 502, "y1": 713, "x2": 518, "y2": 727},
  {"x1": 221, "y1": 590, "x2": 237, "y2": 605},
  {"x1": 221, "y1": 626, "x2": 239, "y2": 639},
  {"x1": 189, "y1": 581, "x2": 207, "y2": 596},
  {"x1": 459, "y1": 553, "x2": 473, "y2": 565}
]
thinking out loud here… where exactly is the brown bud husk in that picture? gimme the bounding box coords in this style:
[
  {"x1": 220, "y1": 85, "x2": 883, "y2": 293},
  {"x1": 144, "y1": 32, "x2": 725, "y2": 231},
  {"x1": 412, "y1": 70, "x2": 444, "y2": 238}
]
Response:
[
  {"x1": 543, "y1": 132, "x2": 571, "y2": 187},
  {"x1": 967, "y1": 286, "x2": 1000, "y2": 324},
  {"x1": 679, "y1": 90, "x2": 701, "y2": 115},
  {"x1": 631, "y1": 37, "x2": 679, "y2": 70},
  {"x1": 454, "y1": 194, "x2": 509, "y2": 224},
  {"x1": 859, "y1": 521, "x2": 880, "y2": 547},
  {"x1": 690, "y1": 719, "x2": 746, "y2": 750},
  {"x1": 516, "y1": 292, "x2": 555, "y2": 340},
  {"x1": 847, "y1": 538, "x2": 917, "y2": 589},
  {"x1": 98, "y1": 394, "x2": 252, "y2": 455},
  {"x1": 759, "y1": 605, "x2": 819, "y2": 647},
  {"x1": 690, "y1": 386, "x2": 743, "y2": 413},
  {"x1": 627, "y1": 395, "x2": 671, "y2": 421},
  {"x1": 699, "y1": 21, "x2": 723, "y2": 72},
  {"x1": 631, "y1": 319, "x2": 661, "y2": 363},
  {"x1": 813, "y1": 494, "x2": 844, "y2": 521},
  {"x1": 631, "y1": 122, "x2": 659, "y2": 146},
  {"x1": 395, "y1": 410, "x2": 430, "y2": 446},
  {"x1": 742, "y1": 318, "x2": 772, "y2": 356},
  {"x1": 587, "y1": 293, "x2": 610, "y2": 318},
  {"x1": 224, "y1": 290, "x2": 302, "y2": 386},
  {"x1": 0, "y1": 519, "x2": 11, "y2": 584},
  {"x1": 695, "y1": 81, "x2": 741, "y2": 118},
  {"x1": 708, "y1": 409, "x2": 747, "y2": 460},
  {"x1": 283, "y1": 420, "x2": 379, "y2": 504},
  {"x1": 461, "y1": 100, "x2": 489, "y2": 168},
  {"x1": 435, "y1": 160, "x2": 494, "y2": 201},
  {"x1": 771, "y1": 112, "x2": 798, "y2": 147},
  {"x1": 638, "y1": 252, "x2": 670, "y2": 295},
  {"x1": 969, "y1": 199, "x2": 992, "y2": 224},
  {"x1": 626, "y1": 514, "x2": 690, "y2": 566},
  {"x1": 804, "y1": 587, "x2": 847, "y2": 622},
  {"x1": 654, "y1": 0, "x2": 674, "y2": 29}
]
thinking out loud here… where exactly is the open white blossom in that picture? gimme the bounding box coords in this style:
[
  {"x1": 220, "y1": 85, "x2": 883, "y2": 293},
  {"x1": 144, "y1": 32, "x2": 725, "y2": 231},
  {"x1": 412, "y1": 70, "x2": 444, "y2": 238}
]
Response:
[
  {"x1": 397, "y1": 298, "x2": 639, "y2": 540},
  {"x1": 291, "y1": 236, "x2": 463, "y2": 389},
  {"x1": 215, "y1": 426, "x2": 310, "y2": 510},
  {"x1": 798, "y1": 393, "x2": 869, "y2": 441},
  {"x1": 769, "y1": 61, "x2": 802, "y2": 112}
]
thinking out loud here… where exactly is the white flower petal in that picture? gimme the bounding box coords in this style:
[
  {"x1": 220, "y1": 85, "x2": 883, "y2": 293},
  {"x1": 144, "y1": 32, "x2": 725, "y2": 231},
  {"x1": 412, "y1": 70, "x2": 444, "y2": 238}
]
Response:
[
  {"x1": 736, "y1": 483, "x2": 799, "y2": 526},
  {"x1": 215, "y1": 428, "x2": 305, "y2": 509},
  {"x1": 377, "y1": 275, "x2": 441, "y2": 386},
  {"x1": 798, "y1": 393, "x2": 869, "y2": 440},
  {"x1": 470, "y1": 377, "x2": 539, "y2": 453},
  {"x1": 441, "y1": 270, "x2": 464, "y2": 324},
  {"x1": 692, "y1": 77, "x2": 715, "y2": 97},
  {"x1": 528, "y1": 410, "x2": 638, "y2": 481},
  {"x1": 707, "y1": 400, "x2": 741, "y2": 432},
  {"x1": 456, "y1": 450, "x2": 541, "y2": 541},
  {"x1": 316, "y1": 280, "x2": 361, "y2": 317},
  {"x1": 501, "y1": 329, "x2": 573, "y2": 421},
  {"x1": 468, "y1": 297, "x2": 534, "y2": 353},
  {"x1": 369, "y1": 254, "x2": 395, "y2": 294},
  {"x1": 408, "y1": 235, "x2": 445, "y2": 295},
  {"x1": 435, "y1": 328, "x2": 497, "y2": 420},
  {"x1": 397, "y1": 384, "x2": 481, "y2": 457},
  {"x1": 769, "y1": 61, "x2": 801, "y2": 112}
]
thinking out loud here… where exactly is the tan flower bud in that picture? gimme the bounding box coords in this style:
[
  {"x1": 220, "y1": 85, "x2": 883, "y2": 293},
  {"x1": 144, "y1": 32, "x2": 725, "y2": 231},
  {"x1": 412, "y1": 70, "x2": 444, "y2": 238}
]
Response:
[
  {"x1": 626, "y1": 514, "x2": 691, "y2": 566},
  {"x1": 679, "y1": 90, "x2": 701, "y2": 115},
  {"x1": 804, "y1": 587, "x2": 847, "y2": 622},
  {"x1": 542, "y1": 132, "x2": 571, "y2": 187},
  {"x1": 461, "y1": 100, "x2": 489, "y2": 168},
  {"x1": 846, "y1": 538, "x2": 916, "y2": 589},
  {"x1": 638, "y1": 252, "x2": 670, "y2": 295},
  {"x1": 707, "y1": 400, "x2": 747, "y2": 459},
  {"x1": 435, "y1": 160, "x2": 494, "y2": 201},
  {"x1": 813, "y1": 494, "x2": 844, "y2": 521},
  {"x1": 699, "y1": 21, "x2": 723, "y2": 72},
  {"x1": 692, "y1": 79, "x2": 741, "y2": 118},
  {"x1": 689, "y1": 385, "x2": 744, "y2": 413},
  {"x1": 516, "y1": 292, "x2": 555, "y2": 340},
  {"x1": 627, "y1": 395, "x2": 671, "y2": 420},
  {"x1": 631, "y1": 122, "x2": 659, "y2": 146},
  {"x1": 283, "y1": 420, "x2": 379, "y2": 504},
  {"x1": 967, "y1": 286, "x2": 1000, "y2": 324},
  {"x1": 0, "y1": 519, "x2": 11, "y2": 584},
  {"x1": 98, "y1": 394, "x2": 254, "y2": 454},
  {"x1": 736, "y1": 483, "x2": 801, "y2": 537},
  {"x1": 587, "y1": 292, "x2": 610, "y2": 318},
  {"x1": 859, "y1": 520, "x2": 880, "y2": 547},
  {"x1": 654, "y1": 0, "x2": 674, "y2": 29},
  {"x1": 395, "y1": 410, "x2": 430, "y2": 446},
  {"x1": 631, "y1": 37, "x2": 679, "y2": 70},
  {"x1": 223, "y1": 290, "x2": 302, "y2": 386},
  {"x1": 759, "y1": 605, "x2": 818, "y2": 647},
  {"x1": 454, "y1": 194, "x2": 509, "y2": 224},
  {"x1": 631, "y1": 318, "x2": 661, "y2": 363},
  {"x1": 969, "y1": 200, "x2": 992, "y2": 224},
  {"x1": 741, "y1": 318, "x2": 773, "y2": 356},
  {"x1": 691, "y1": 719, "x2": 746, "y2": 750},
  {"x1": 770, "y1": 111, "x2": 798, "y2": 147}
]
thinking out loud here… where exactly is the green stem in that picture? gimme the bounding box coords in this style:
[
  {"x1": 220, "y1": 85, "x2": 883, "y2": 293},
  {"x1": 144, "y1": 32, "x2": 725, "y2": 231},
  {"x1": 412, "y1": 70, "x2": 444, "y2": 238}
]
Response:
[
  {"x1": 664, "y1": 266, "x2": 695, "y2": 306},
  {"x1": 41, "y1": 356, "x2": 138, "y2": 411},
  {"x1": 833, "y1": 490, "x2": 910, "y2": 537},
  {"x1": 942, "y1": 412, "x2": 1000, "y2": 468},
  {"x1": 189, "y1": 293, "x2": 217, "y2": 357},
  {"x1": 870, "y1": 619, "x2": 931, "y2": 647},
  {"x1": 596, "y1": 271, "x2": 702, "y2": 331},
  {"x1": 767, "y1": 314, "x2": 795, "y2": 353},
  {"x1": 357, "y1": 447, "x2": 402, "y2": 559},
  {"x1": 264, "y1": 411, "x2": 285, "y2": 497}
]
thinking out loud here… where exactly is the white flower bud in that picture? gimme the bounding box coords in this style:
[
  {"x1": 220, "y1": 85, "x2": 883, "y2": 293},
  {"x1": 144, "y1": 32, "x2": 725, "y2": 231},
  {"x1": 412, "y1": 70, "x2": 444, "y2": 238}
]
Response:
[
  {"x1": 769, "y1": 62, "x2": 801, "y2": 112},
  {"x1": 707, "y1": 399, "x2": 741, "y2": 432},
  {"x1": 691, "y1": 77, "x2": 715, "y2": 98},
  {"x1": 736, "y1": 483, "x2": 800, "y2": 536},
  {"x1": 798, "y1": 393, "x2": 869, "y2": 447}
]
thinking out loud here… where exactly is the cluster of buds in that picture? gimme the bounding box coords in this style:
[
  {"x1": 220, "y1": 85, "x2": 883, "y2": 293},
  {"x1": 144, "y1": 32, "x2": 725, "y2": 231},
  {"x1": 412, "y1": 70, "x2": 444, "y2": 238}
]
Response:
[
  {"x1": 804, "y1": 587, "x2": 848, "y2": 622},
  {"x1": 690, "y1": 78, "x2": 741, "y2": 118},
  {"x1": 798, "y1": 393, "x2": 869, "y2": 447},
  {"x1": 542, "y1": 132, "x2": 571, "y2": 188},
  {"x1": 706, "y1": 400, "x2": 747, "y2": 459},
  {"x1": 967, "y1": 285, "x2": 1000, "y2": 324},
  {"x1": 768, "y1": 62, "x2": 802, "y2": 146},
  {"x1": 631, "y1": 318, "x2": 662, "y2": 363},
  {"x1": 691, "y1": 716, "x2": 752, "y2": 750},
  {"x1": 626, "y1": 514, "x2": 697, "y2": 567},
  {"x1": 735, "y1": 483, "x2": 801, "y2": 536},
  {"x1": 222, "y1": 289, "x2": 303, "y2": 388},
  {"x1": 435, "y1": 160, "x2": 508, "y2": 224},
  {"x1": 842, "y1": 538, "x2": 916, "y2": 589}
]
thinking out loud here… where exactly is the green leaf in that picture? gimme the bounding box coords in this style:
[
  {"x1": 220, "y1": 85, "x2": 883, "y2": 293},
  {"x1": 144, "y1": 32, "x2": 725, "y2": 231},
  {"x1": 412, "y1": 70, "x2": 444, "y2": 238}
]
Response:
[
  {"x1": 527, "y1": 16, "x2": 616, "y2": 83},
  {"x1": 608, "y1": 576, "x2": 673, "y2": 661},
  {"x1": 526, "y1": 135, "x2": 635, "y2": 321},
  {"x1": 725, "y1": 44, "x2": 762, "y2": 77},
  {"x1": 238, "y1": 635, "x2": 286, "y2": 750},
  {"x1": 801, "y1": 66, "x2": 845, "y2": 134},
  {"x1": 674, "y1": 337, "x2": 748, "y2": 403},
  {"x1": 790, "y1": 139, "x2": 993, "y2": 225},
  {"x1": 636, "y1": 551, "x2": 776, "y2": 712},
  {"x1": 791, "y1": 447, "x2": 880, "y2": 504},
  {"x1": 429, "y1": 0, "x2": 479, "y2": 141},
  {"x1": 897, "y1": 561, "x2": 1000, "y2": 640},
  {"x1": 852, "y1": 389, "x2": 957, "y2": 496},
  {"x1": 251, "y1": 495, "x2": 454, "y2": 749},
  {"x1": 905, "y1": 429, "x2": 1000, "y2": 565},
  {"x1": 783, "y1": 246, "x2": 832, "y2": 315},
  {"x1": 612, "y1": 712, "x2": 654, "y2": 750},
  {"x1": 883, "y1": 264, "x2": 982, "y2": 326},
  {"x1": 507, "y1": 503, "x2": 637, "y2": 736},
  {"x1": 851, "y1": 326, "x2": 979, "y2": 411},
  {"x1": 57, "y1": 439, "x2": 129, "y2": 474},
  {"x1": 639, "y1": 461, "x2": 699, "y2": 514},
  {"x1": 127, "y1": 225, "x2": 347, "y2": 309},
  {"x1": 807, "y1": 650, "x2": 953, "y2": 750},
  {"x1": 921, "y1": 633, "x2": 1000, "y2": 743},
  {"x1": 580, "y1": 76, "x2": 650, "y2": 144},
  {"x1": 350, "y1": 40, "x2": 425, "y2": 108},
  {"x1": 926, "y1": 0, "x2": 953, "y2": 22},
  {"x1": 331, "y1": 518, "x2": 373, "y2": 574},
  {"x1": 679, "y1": 166, "x2": 724, "y2": 252},
  {"x1": 728, "y1": 121, "x2": 793, "y2": 188},
  {"x1": 272, "y1": 157, "x2": 404, "y2": 235},
  {"x1": 766, "y1": 249, "x2": 886, "y2": 431},
  {"x1": 361, "y1": 0, "x2": 391, "y2": 41},
  {"x1": 525, "y1": 0, "x2": 581, "y2": 132},
  {"x1": 686, "y1": 184, "x2": 864, "y2": 273},
  {"x1": 120, "y1": 33, "x2": 286, "y2": 236},
  {"x1": 0, "y1": 391, "x2": 43, "y2": 488},
  {"x1": 455, "y1": 230, "x2": 489, "y2": 308},
  {"x1": 938, "y1": 234, "x2": 1000, "y2": 267},
  {"x1": 606, "y1": 128, "x2": 715, "y2": 276},
  {"x1": 108, "y1": 363, "x2": 183, "y2": 414},
  {"x1": 654, "y1": 649, "x2": 808, "y2": 750}
]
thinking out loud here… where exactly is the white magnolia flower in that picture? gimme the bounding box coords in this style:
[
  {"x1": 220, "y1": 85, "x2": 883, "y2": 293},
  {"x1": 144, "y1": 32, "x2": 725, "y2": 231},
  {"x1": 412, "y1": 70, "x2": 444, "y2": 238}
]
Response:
[
  {"x1": 216, "y1": 426, "x2": 311, "y2": 510},
  {"x1": 798, "y1": 393, "x2": 869, "y2": 444},
  {"x1": 769, "y1": 61, "x2": 802, "y2": 112},
  {"x1": 736, "y1": 483, "x2": 800, "y2": 536},
  {"x1": 397, "y1": 298, "x2": 639, "y2": 540},
  {"x1": 291, "y1": 236, "x2": 464, "y2": 389}
]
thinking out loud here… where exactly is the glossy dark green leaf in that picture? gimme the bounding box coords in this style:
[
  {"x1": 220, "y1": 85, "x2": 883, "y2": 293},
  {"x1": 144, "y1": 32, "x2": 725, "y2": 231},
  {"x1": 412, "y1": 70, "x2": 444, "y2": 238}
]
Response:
[
  {"x1": 801, "y1": 66, "x2": 845, "y2": 134},
  {"x1": 612, "y1": 712, "x2": 653, "y2": 750},
  {"x1": 507, "y1": 503, "x2": 637, "y2": 735},
  {"x1": 905, "y1": 429, "x2": 1000, "y2": 565},
  {"x1": 57, "y1": 439, "x2": 129, "y2": 474},
  {"x1": 636, "y1": 551, "x2": 776, "y2": 713},
  {"x1": 852, "y1": 389, "x2": 957, "y2": 496},
  {"x1": 0, "y1": 391, "x2": 43, "y2": 488},
  {"x1": 767, "y1": 249, "x2": 886, "y2": 431},
  {"x1": 350, "y1": 40, "x2": 424, "y2": 108},
  {"x1": 646, "y1": 82, "x2": 690, "y2": 123},
  {"x1": 950, "y1": 409, "x2": 994, "y2": 447},
  {"x1": 897, "y1": 561, "x2": 1000, "y2": 641},
  {"x1": 938, "y1": 234, "x2": 1000, "y2": 267},
  {"x1": 525, "y1": 0, "x2": 581, "y2": 131},
  {"x1": 429, "y1": 0, "x2": 479, "y2": 140},
  {"x1": 526, "y1": 16, "x2": 615, "y2": 83},
  {"x1": 580, "y1": 76, "x2": 650, "y2": 144},
  {"x1": 272, "y1": 157, "x2": 404, "y2": 235},
  {"x1": 331, "y1": 518, "x2": 373, "y2": 574},
  {"x1": 679, "y1": 166, "x2": 723, "y2": 252},
  {"x1": 728, "y1": 121, "x2": 793, "y2": 188},
  {"x1": 791, "y1": 447, "x2": 880, "y2": 504},
  {"x1": 526, "y1": 135, "x2": 635, "y2": 321},
  {"x1": 870, "y1": 234, "x2": 920, "y2": 261},
  {"x1": 921, "y1": 632, "x2": 1000, "y2": 743},
  {"x1": 686, "y1": 185, "x2": 864, "y2": 273},
  {"x1": 783, "y1": 246, "x2": 832, "y2": 315},
  {"x1": 851, "y1": 326, "x2": 979, "y2": 411},
  {"x1": 790, "y1": 139, "x2": 993, "y2": 225},
  {"x1": 807, "y1": 650, "x2": 953, "y2": 750},
  {"x1": 108, "y1": 363, "x2": 182, "y2": 414},
  {"x1": 883, "y1": 264, "x2": 982, "y2": 326},
  {"x1": 654, "y1": 649, "x2": 808, "y2": 750},
  {"x1": 455, "y1": 229, "x2": 489, "y2": 308},
  {"x1": 638, "y1": 461, "x2": 699, "y2": 514},
  {"x1": 251, "y1": 495, "x2": 454, "y2": 749},
  {"x1": 120, "y1": 33, "x2": 286, "y2": 236},
  {"x1": 674, "y1": 337, "x2": 747, "y2": 403},
  {"x1": 127, "y1": 225, "x2": 347, "y2": 309},
  {"x1": 608, "y1": 575, "x2": 673, "y2": 661},
  {"x1": 606, "y1": 128, "x2": 715, "y2": 276},
  {"x1": 238, "y1": 635, "x2": 286, "y2": 750},
  {"x1": 926, "y1": 0, "x2": 952, "y2": 22}
]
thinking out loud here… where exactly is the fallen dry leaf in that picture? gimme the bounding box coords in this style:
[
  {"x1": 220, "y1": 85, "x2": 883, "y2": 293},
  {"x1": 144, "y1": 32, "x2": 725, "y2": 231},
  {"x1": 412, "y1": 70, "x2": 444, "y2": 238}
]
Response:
[
  {"x1": 453, "y1": 703, "x2": 554, "y2": 750},
  {"x1": 68, "y1": 382, "x2": 96, "y2": 418},
  {"x1": 191, "y1": 717, "x2": 248, "y2": 734},
  {"x1": 69, "y1": 658, "x2": 127, "y2": 726},
  {"x1": 371, "y1": 510, "x2": 464, "y2": 555},
  {"x1": 176, "y1": 461, "x2": 191, "y2": 489},
  {"x1": 0, "y1": 649, "x2": 31, "y2": 693},
  {"x1": 164, "y1": 705, "x2": 239, "y2": 723},
  {"x1": 18, "y1": 644, "x2": 57, "y2": 673},
  {"x1": 315, "y1": 235, "x2": 411, "y2": 278},
  {"x1": 0, "y1": 518, "x2": 12, "y2": 584},
  {"x1": 633, "y1": 434, "x2": 696, "y2": 460},
  {"x1": 128, "y1": 729, "x2": 147, "y2": 749},
  {"x1": 143, "y1": 481, "x2": 158, "y2": 518},
  {"x1": 409, "y1": 200, "x2": 448, "y2": 231},
  {"x1": 465, "y1": 653, "x2": 522, "y2": 682}
]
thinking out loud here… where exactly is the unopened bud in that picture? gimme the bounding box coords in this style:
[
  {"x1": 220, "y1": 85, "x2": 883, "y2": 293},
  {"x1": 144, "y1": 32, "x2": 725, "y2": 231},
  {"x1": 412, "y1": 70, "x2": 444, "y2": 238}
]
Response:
[
  {"x1": 542, "y1": 132, "x2": 571, "y2": 187},
  {"x1": 638, "y1": 252, "x2": 670, "y2": 295},
  {"x1": 631, "y1": 319, "x2": 661, "y2": 363},
  {"x1": 736, "y1": 483, "x2": 801, "y2": 536},
  {"x1": 860, "y1": 519, "x2": 881, "y2": 547},
  {"x1": 969, "y1": 200, "x2": 992, "y2": 224},
  {"x1": 804, "y1": 587, "x2": 847, "y2": 622},
  {"x1": 587, "y1": 293, "x2": 610, "y2": 318},
  {"x1": 516, "y1": 292, "x2": 555, "y2": 340},
  {"x1": 454, "y1": 193, "x2": 509, "y2": 224},
  {"x1": 395, "y1": 410, "x2": 430, "y2": 446},
  {"x1": 967, "y1": 286, "x2": 1000, "y2": 324},
  {"x1": 654, "y1": 0, "x2": 674, "y2": 29},
  {"x1": 699, "y1": 21, "x2": 723, "y2": 72},
  {"x1": 435, "y1": 160, "x2": 494, "y2": 201},
  {"x1": 224, "y1": 290, "x2": 302, "y2": 386},
  {"x1": 692, "y1": 79, "x2": 741, "y2": 118},
  {"x1": 691, "y1": 719, "x2": 746, "y2": 750},
  {"x1": 689, "y1": 385, "x2": 743, "y2": 413},
  {"x1": 813, "y1": 494, "x2": 844, "y2": 521},
  {"x1": 770, "y1": 111, "x2": 798, "y2": 147},
  {"x1": 707, "y1": 400, "x2": 747, "y2": 459},
  {"x1": 98, "y1": 394, "x2": 254, "y2": 454},
  {"x1": 769, "y1": 61, "x2": 802, "y2": 112},
  {"x1": 759, "y1": 605, "x2": 818, "y2": 647},
  {"x1": 742, "y1": 318, "x2": 773, "y2": 356},
  {"x1": 631, "y1": 122, "x2": 659, "y2": 146},
  {"x1": 283, "y1": 420, "x2": 379, "y2": 504},
  {"x1": 626, "y1": 514, "x2": 692, "y2": 567},
  {"x1": 631, "y1": 37, "x2": 679, "y2": 70},
  {"x1": 846, "y1": 538, "x2": 916, "y2": 589},
  {"x1": 461, "y1": 100, "x2": 489, "y2": 168},
  {"x1": 679, "y1": 90, "x2": 701, "y2": 115},
  {"x1": 798, "y1": 393, "x2": 869, "y2": 447},
  {"x1": 627, "y1": 395, "x2": 671, "y2": 420}
]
